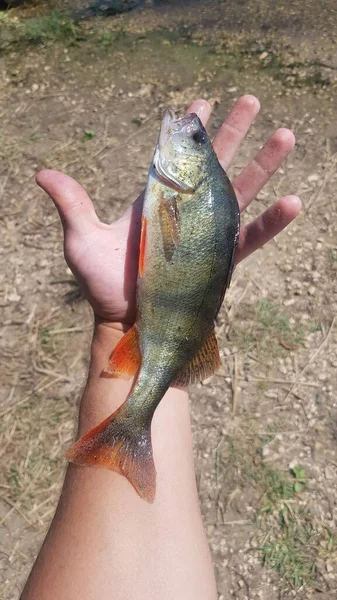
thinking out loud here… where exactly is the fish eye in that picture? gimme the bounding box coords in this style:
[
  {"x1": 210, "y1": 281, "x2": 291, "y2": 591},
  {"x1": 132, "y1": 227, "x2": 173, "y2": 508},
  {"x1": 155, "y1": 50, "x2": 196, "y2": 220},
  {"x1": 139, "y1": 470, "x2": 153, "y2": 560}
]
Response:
[{"x1": 192, "y1": 130, "x2": 207, "y2": 145}]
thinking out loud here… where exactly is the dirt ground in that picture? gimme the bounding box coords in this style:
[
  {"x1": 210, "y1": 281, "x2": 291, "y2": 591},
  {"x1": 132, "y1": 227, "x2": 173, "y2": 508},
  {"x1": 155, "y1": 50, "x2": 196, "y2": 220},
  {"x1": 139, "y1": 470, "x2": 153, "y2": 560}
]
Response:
[{"x1": 0, "y1": 1, "x2": 337, "y2": 598}]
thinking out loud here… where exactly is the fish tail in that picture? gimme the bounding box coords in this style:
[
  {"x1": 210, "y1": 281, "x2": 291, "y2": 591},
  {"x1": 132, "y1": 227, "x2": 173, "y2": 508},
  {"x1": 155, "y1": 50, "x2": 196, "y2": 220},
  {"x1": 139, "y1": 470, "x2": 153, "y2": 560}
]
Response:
[{"x1": 66, "y1": 399, "x2": 156, "y2": 503}]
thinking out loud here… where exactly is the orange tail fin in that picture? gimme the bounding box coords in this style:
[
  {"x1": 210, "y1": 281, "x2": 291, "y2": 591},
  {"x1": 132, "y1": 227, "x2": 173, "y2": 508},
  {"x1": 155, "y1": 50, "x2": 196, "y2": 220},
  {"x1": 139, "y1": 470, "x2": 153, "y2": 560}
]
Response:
[{"x1": 66, "y1": 404, "x2": 156, "y2": 503}]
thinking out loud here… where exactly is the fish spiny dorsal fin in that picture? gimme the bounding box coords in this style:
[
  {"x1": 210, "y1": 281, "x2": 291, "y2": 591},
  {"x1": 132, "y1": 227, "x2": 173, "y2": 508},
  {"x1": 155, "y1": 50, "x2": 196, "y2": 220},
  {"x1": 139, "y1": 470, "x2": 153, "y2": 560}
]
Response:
[
  {"x1": 103, "y1": 325, "x2": 141, "y2": 380},
  {"x1": 159, "y1": 195, "x2": 180, "y2": 262},
  {"x1": 173, "y1": 329, "x2": 221, "y2": 387}
]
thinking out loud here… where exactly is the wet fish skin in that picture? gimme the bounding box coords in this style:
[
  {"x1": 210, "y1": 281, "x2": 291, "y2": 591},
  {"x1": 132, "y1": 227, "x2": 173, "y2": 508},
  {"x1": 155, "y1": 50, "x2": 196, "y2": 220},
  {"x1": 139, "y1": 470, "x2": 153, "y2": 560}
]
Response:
[
  {"x1": 66, "y1": 110, "x2": 240, "y2": 502},
  {"x1": 139, "y1": 157, "x2": 238, "y2": 388}
]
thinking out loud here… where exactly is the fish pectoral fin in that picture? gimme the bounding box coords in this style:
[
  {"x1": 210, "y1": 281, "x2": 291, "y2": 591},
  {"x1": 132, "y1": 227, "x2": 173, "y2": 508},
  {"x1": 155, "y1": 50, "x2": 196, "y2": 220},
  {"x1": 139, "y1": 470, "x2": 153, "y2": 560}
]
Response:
[
  {"x1": 138, "y1": 216, "x2": 147, "y2": 277},
  {"x1": 66, "y1": 401, "x2": 156, "y2": 503},
  {"x1": 159, "y1": 195, "x2": 181, "y2": 262},
  {"x1": 102, "y1": 324, "x2": 141, "y2": 380},
  {"x1": 173, "y1": 329, "x2": 221, "y2": 387}
]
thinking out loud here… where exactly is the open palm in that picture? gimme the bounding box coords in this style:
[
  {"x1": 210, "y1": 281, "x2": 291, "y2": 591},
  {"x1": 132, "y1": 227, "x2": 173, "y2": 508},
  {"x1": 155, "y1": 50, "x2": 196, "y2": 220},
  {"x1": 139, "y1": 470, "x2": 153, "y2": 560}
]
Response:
[{"x1": 37, "y1": 96, "x2": 301, "y2": 328}]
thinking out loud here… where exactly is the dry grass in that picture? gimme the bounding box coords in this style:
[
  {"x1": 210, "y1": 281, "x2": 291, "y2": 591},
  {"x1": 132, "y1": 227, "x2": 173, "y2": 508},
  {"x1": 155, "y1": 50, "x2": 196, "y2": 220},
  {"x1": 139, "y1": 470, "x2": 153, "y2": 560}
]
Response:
[{"x1": 0, "y1": 305, "x2": 91, "y2": 530}]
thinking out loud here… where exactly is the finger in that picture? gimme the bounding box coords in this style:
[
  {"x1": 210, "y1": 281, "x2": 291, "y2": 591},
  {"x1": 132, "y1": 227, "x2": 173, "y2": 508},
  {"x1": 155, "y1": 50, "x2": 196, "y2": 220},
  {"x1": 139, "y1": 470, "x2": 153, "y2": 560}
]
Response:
[
  {"x1": 233, "y1": 128, "x2": 296, "y2": 212},
  {"x1": 212, "y1": 95, "x2": 260, "y2": 171},
  {"x1": 36, "y1": 170, "x2": 99, "y2": 234},
  {"x1": 235, "y1": 195, "x2": 302, "y2": 264},
  {"x1": 185, "y1": 99, "x2": 212, "y2": 127}
]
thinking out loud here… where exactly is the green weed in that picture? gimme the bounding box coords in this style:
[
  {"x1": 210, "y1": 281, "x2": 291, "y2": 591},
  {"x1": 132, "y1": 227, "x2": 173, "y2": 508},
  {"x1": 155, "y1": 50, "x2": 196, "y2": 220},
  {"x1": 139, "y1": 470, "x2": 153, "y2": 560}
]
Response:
[
  {"x1": 97, "y1": 28, "x2": 126, "y2": 49},
  {"x1": 8, "y1": 462, "x2": 21, "y2": 492},
  {"x1": 230, "y1": 298, "x2": 304, "y2": 356},
  {"x1": 319, "y1": 527, "x2": 337, "y2": 558},
  {"x1": 215, "y1": 433, "x2": 325, "y2": 589},
  {"x1": 328, "y1": 248, "x2": 337, "y2": 268},
  {"x1": 83, "y1": 130, "x2": 95, "y2": 141},
  {"x1": 40, "y1": 326, "x2": 52, "y2": 351},
  {"x1": 24, "y1": 11, "x2": 78, "y2": 45},
  {"x1": 260, "y1": 519, "x2": 318, "y2": 588}
]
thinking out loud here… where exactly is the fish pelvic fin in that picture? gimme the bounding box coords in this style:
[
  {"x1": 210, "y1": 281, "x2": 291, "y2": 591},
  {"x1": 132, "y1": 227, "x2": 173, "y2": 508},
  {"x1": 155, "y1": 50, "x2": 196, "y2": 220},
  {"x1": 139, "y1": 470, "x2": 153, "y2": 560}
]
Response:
[
  {"x1": 173, "y1": 329, "x2": 221, "y2": 387},
  {"x1": 66, "y1": 403, "x2": 156, "y2": 503},
  {"x1": 102, "y1": 325, "x2": 141, "y2": 380}
]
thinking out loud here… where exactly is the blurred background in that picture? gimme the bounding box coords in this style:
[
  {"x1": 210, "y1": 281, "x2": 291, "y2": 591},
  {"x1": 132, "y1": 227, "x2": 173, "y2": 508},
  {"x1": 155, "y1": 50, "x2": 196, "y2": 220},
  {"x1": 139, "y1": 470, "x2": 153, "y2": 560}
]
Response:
[{"x1": 0, "y1": 1, "x2": 337, "y2": 598}]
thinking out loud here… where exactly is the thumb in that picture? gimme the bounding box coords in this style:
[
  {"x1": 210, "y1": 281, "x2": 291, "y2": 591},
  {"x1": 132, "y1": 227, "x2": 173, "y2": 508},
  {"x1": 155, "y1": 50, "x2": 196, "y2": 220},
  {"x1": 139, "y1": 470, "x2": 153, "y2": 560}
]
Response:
[{"x1": 36, "y1": 170, "x2": 99, "y2": 234}]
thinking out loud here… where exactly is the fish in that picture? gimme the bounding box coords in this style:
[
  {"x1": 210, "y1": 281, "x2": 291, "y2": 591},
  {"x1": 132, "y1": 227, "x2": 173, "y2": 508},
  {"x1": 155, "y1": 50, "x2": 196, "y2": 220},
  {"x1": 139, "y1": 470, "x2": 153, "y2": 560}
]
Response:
[{"x1": 66, "y1": 108, "x2": 240, "y2": 502}]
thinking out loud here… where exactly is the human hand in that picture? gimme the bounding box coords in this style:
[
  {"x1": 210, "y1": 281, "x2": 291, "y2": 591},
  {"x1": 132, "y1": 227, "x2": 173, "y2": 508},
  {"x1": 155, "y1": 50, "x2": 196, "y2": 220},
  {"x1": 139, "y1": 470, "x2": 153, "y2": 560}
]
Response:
[{"x1": 37, "y1": 96, "x2": 301, "y2": 331}]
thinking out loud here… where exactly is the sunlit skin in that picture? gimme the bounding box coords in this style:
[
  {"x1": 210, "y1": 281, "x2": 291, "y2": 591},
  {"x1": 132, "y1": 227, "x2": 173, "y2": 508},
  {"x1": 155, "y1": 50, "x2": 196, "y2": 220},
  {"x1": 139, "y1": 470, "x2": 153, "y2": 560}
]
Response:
[{"x1": 21, "y1": 96, "x2": 301, "y2": 600}]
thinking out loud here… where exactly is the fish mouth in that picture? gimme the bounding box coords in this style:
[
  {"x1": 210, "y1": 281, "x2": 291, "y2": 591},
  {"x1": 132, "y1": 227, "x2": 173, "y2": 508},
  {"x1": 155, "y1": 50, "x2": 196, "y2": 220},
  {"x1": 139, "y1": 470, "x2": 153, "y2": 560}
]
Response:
[
  {"x1": 154, "y1": 109, "x2": 196, "y2": 193},
  {"x1": 158, "y1": 108, "x2": 197, "y2": 151}
]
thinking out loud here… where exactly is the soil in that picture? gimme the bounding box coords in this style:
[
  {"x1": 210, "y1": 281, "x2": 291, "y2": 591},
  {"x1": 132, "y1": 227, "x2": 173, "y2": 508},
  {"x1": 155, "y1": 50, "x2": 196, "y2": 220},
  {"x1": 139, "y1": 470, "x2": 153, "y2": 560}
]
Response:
[{"x1": 0, "y1": 1, "x2": 337, "y2": 598}]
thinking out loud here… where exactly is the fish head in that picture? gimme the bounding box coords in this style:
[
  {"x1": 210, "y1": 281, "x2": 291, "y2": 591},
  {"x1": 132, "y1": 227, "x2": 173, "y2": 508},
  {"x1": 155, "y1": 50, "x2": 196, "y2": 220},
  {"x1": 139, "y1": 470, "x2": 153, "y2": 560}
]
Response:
[{"x1": 153, "y1": 109, "x2": 212, "y2": 193}]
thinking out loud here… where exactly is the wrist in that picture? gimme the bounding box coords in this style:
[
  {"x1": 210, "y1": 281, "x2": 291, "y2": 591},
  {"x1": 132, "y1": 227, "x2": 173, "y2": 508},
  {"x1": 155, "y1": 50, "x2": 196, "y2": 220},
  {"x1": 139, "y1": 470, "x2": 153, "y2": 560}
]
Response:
[
  {"x1": 76, "y1": 318, "x2": 130, "y2": 434},
  {"x1": 91, "y1": 315, "x2": 137, "y2": 360},
  {"x1": 93, "y1": 315, "x2": 131, "y2": 344}
]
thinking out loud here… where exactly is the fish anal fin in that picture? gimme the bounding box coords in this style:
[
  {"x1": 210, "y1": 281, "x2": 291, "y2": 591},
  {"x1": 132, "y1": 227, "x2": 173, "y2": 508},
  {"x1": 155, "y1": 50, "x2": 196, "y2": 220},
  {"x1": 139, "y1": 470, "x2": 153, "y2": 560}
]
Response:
[
  {"x1": 102, "y1": 325, "x2": 141, "y2": 380},
  {"x1": 139, "y1": 216, "x2": 147, "y2": 277},
  {"x1": 66, "y1": 404, "x2": 156, "y2": 503},
  {"x1": 173, "y1": 330, "x2": 220, "y2": 387},
  {"x1": 159, "y1": 195, "x2": 180, "y2": 262}
]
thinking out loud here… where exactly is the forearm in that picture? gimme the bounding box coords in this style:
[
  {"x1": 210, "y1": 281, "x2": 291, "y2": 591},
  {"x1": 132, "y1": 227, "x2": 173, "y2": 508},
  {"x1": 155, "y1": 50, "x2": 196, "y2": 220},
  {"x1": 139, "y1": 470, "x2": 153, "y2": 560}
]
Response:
[{"x1": 21, "y1": 324, "x2": 217, "y2": 600}]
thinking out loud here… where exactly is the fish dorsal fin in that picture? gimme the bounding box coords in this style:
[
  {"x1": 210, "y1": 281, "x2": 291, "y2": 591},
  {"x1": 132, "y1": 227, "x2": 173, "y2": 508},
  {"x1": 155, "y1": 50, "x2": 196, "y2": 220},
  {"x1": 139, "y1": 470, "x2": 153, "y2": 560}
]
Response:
[
  {"x1": 102, "y1": 325, "x2": 141, "y2": 380},
  {"x1": 173, "y1": 329, "x2": 221, "y2": 387},
  {"x1": 159, "y1": 195, "x2": 180, "y2": 262}
]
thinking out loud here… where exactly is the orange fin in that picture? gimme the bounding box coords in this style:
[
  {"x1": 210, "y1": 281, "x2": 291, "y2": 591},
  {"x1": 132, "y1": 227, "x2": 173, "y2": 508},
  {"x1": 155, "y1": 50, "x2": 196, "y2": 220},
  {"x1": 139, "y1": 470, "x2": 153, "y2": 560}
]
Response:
[
  {"x1": 103, "y1": 325, "x2": 141, "y2": 380},
  {"x1": 66, "y1": 402, "x2": 156, "y2": 503},
  {"x1": 173, "y1": 330, "x2": 221, "y2": 387},
  {"x1": 139, "y1": 216, "x2": 147, "y2": 277},
  {"x1": 159, "y1": 195, "x2": 180, "y2": 262}
]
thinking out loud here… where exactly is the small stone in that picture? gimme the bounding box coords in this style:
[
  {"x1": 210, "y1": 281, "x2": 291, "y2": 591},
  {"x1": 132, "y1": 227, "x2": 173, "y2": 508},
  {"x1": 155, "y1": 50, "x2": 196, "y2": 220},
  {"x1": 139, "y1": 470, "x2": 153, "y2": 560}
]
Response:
[
  {"x1": 316, "y1": 392, "x2": 327, "y2": 404},
  {"x1": 326, "y1": 560, "x2": 335, "y2": 574},
  {"x1": 7, "y1": 291, "x2": 21, "y2": 302},
  {"x1": 325, "y1": 466, "x2": 335, "y2": 479},
  {"x1": 259, "y1": 51, "x2": 268, "y2": 60},
  {"x1": 307, "y1": 173, "x2": 320, "y2": 183}
]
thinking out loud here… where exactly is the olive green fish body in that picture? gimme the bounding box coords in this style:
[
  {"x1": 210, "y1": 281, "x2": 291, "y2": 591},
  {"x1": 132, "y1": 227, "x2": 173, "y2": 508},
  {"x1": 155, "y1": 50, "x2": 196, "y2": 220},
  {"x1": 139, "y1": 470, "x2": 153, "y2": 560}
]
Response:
[
  {"x1": 136, "y1": 157, "x2": 238, "y2": 412},
  {"x1": 67, "y1": 110, "x2": 240, "y2": 502}
]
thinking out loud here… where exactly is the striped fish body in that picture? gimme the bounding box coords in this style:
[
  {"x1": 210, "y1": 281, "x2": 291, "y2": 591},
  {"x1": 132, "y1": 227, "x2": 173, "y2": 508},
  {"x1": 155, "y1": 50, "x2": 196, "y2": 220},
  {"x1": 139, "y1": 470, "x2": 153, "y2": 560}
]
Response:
[
  {"x1": 67, "y1": 110, "x2": 240, "y2": 502},
  {"x1": 137, "y1": 159, "x2": 239, "y2": 398}
]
